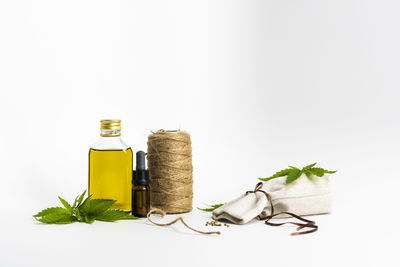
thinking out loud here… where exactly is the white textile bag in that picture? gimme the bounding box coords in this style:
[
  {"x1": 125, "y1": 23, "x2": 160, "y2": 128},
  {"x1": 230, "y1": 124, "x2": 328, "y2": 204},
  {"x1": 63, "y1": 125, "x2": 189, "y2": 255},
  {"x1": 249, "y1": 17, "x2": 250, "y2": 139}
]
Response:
[{"x1": 212, "y1": 174, "x2": 331, "y2": 225}]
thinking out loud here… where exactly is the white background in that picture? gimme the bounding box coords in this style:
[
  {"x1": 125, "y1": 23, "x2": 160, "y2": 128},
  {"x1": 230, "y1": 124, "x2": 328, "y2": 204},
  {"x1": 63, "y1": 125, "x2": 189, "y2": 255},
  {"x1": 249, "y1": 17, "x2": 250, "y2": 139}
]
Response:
[{"x1": 0, "y1": 0, "x2": 399, "y2": 266}]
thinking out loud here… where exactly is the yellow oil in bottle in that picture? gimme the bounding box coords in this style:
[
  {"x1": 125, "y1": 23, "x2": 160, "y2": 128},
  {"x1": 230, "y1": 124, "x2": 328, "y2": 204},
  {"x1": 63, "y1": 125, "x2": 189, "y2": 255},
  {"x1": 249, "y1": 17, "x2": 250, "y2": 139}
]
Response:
[{"x1": 89, "y1": 148, "x2": 133, "y2": 211}]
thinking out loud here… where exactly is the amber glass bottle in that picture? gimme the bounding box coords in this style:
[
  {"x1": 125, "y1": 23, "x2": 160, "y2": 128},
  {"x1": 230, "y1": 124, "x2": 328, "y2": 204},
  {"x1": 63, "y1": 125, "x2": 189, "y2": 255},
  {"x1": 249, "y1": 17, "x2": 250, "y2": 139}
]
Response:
[
  {"x1": 132, "y1": 151, "x2": 150, "y2": 217},
  {"x1": 89, "y1": 120, "x2": 133, "y2": 211}
]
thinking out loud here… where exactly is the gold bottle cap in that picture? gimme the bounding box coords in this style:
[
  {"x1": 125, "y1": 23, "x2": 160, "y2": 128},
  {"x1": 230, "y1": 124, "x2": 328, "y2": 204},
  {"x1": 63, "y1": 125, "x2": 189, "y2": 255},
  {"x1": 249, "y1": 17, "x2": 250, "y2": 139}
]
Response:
[{"x1": 100, "y1": 119, "x2": 121, "y2": 136}]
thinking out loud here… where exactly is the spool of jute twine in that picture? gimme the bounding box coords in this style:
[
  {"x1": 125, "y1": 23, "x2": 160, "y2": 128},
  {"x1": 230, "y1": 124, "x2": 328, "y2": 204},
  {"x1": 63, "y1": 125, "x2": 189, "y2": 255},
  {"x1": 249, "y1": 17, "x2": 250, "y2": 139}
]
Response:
[{"x1": 147, "y1": 130, "x2": 193, "y2": 214}]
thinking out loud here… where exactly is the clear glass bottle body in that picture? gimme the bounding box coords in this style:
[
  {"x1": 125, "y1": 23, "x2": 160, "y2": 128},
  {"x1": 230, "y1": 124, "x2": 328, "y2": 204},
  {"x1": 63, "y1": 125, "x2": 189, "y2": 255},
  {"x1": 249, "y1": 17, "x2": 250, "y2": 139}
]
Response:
[{"x1": 89, "y1": 130, "x2": 132, "y2": 211}]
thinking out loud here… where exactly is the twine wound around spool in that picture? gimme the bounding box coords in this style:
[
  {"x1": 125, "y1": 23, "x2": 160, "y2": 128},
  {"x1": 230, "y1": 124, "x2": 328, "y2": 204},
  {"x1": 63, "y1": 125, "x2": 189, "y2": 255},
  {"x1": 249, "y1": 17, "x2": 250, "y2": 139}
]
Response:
[{"x1": 147, "y1": 130, "x2": 193, "y2": 214}]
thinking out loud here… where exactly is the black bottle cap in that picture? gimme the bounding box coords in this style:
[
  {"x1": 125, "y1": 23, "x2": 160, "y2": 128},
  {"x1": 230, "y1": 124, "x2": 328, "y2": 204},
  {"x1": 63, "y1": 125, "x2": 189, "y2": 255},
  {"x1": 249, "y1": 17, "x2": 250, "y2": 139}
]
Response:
[{"x1": 133, "y1": 151, "x2": 149, "y2": 186}]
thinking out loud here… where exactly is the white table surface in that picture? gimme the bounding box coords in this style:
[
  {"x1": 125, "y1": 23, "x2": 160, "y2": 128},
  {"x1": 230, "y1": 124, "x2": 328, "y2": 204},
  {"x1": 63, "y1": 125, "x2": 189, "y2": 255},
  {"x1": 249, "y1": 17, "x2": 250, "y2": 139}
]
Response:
[{"x1": 1, "y1": 175, "x2": 398, "y2": 267}]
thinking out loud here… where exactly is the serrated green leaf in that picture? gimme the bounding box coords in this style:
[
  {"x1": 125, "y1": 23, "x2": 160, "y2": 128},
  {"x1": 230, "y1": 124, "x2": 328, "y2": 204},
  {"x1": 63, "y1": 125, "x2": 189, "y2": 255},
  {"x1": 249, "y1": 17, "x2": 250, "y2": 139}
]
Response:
[
  {"x1": 75, "y1": 207, "x2": 82, "y2": 221},
  {"x1": 78, "y1": 194, "x2": 91, "y2": 209},
  {"x1": 33, "y1": 207, "x2": 69, "y2": 218},
  {"x1": 79, "y1": 199, "x2": 116, "y2": 217},
  {"x1": 325, "y1": 170, "x2": 337, "y2": 174},
  {"x1": 309, "y1": 167, "x2": 337, "y2": 176},
  {"x1": 76, "y1": 190, "x2": 87, "y2": 207},
  {"x1": 308, "y1": 167, "x2": 325, "y2": 177},
  {"x1": 95, "y1": 210, "x2": 139, "y2": 222},
  {"x1": 34, "y1": 208, "x2": 76, "y2": 224},
  {"x1": 34, "y1": 190, "x2": 143, "y2": 224},
  {"x1": 83, "y1": 216, "x2": 96, "y2": 224},
  {"x1": 285, "y1": 169, "x2": 302, "y2": 184},
  {"x1": 58, "y1": 196, "x2": 72, "y2": 214},
  {"x1": 72, "y1": 197, "x2": 78, "y2": 209},
  {"x1": 77, "y1": 195, "x2": 92, "y2": 215},
  {"x1": 197, "y1": 203, "x2": 224, "y2": 212},
  {"x1": 302, "y1": 163, "x2": 317, "y2": 171},
  {"x1": 259, "y1": 168, "x2": 292, "y2": 181},
  {"x1": 78, "y1": 198, "x2": 91, "y2": 216},
  {"x1": 90, "y1": 199, "x2": 116, "y2": 215},
  {"x1": 36, "y1": 213, "x2": 77, "y2": 224},
  {"x1": 257, "y1": 164, "x2": 336, "y2": 187}
]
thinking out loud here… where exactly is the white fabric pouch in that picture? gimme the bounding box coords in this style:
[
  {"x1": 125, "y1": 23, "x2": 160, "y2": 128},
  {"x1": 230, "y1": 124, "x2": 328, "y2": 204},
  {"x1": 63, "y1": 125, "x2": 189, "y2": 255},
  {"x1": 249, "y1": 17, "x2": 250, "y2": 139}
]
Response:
[{"x1": 212, "y1": 174, "x2": 331, "y2": 224}]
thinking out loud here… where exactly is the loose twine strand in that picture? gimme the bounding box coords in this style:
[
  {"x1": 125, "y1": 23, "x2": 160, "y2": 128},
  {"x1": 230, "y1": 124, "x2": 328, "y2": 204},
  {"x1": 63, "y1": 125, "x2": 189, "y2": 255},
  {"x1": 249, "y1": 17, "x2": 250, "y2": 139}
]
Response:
[
  {"x1": 147, "y1": 208, "x2": 221, "y2": 235},
  {"x1": 147, "y1": 130, "x2": 193, "y2": 213}
]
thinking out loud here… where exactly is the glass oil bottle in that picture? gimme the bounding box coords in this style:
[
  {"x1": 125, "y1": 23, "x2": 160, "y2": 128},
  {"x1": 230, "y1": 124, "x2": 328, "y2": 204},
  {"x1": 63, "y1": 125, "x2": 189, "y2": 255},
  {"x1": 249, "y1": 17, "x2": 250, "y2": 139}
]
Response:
[
  {"x1": 89, "y1": 119, "x2": 133, "y2": 211},
  {"x1": 132, "y1": 151, "x2": 150, "y2": 217}
]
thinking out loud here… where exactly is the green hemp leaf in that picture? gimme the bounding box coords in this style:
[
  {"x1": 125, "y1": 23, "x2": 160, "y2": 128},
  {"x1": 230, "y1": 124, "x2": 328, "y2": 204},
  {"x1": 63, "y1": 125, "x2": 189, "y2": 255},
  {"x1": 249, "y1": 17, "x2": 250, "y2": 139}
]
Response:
[
  {"x1": 95, "y1": 210, "x2": 139, "y2": 222},
  {"x1": 33, "y1": 191, "x2": 140, "y2": 224},
  {"x1": 259, "y1": 163, "x2": 336, "y2": 185},
  {"x1": 197, "y1": 204, "x2": 224, "y2": 212}
]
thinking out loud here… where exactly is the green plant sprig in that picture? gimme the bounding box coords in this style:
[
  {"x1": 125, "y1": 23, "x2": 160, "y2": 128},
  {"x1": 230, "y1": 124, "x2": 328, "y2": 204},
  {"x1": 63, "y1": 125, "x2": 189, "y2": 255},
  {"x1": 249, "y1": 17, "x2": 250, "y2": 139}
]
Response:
[
  {"x1": 259, "y1": 163, "x2": 336, "y2": 185},
  {"x1": 33, "y1": 190, "x2": 139, "y2": 224},
  {"x1": 197, "y1": 203, "x2": 224, "y2": 212}
]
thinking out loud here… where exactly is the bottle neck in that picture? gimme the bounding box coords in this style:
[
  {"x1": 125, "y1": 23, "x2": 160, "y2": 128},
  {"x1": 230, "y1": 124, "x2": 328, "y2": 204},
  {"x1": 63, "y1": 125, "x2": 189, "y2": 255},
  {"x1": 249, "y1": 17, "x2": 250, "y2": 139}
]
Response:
[
  {"x1": 92, "y1": 131, "x2": 130, "y2": 150},
  {"x1": 100, "y1": 129, "x2": 121, "y2": 137}
]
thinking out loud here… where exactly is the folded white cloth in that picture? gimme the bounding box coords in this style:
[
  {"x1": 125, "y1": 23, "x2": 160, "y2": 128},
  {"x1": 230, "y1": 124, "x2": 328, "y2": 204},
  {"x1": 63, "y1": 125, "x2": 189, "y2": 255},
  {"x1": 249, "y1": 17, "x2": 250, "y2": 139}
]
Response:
[{"x1": 212, "y1": 174, "x2": 331, "y2": 224}]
